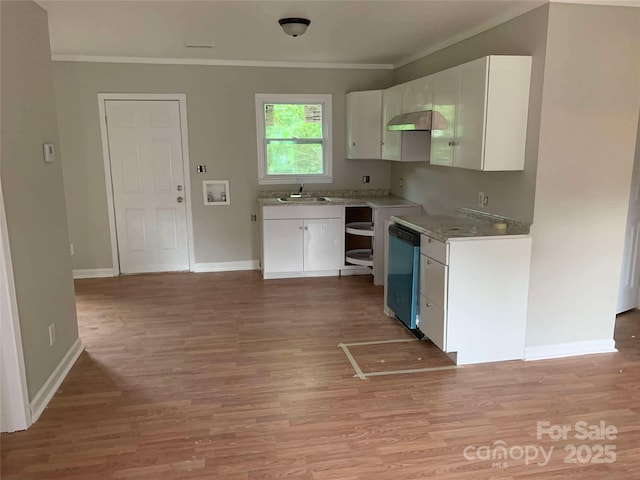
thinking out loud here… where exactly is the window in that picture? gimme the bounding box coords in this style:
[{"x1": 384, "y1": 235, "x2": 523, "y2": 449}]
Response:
[{"x1": 255, "y1": 94, "x2": 332, "y2": 184}]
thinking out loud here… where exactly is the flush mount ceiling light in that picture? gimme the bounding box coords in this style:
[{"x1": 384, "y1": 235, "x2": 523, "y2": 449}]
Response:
[{"x1": 278, "y1": 17, "x2": 311, "y2": 37}]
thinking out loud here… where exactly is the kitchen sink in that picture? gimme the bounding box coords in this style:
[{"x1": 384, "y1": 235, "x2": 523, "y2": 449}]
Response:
[{"x1": 277, "y1": 196, "x2": 331, "y2": 203}]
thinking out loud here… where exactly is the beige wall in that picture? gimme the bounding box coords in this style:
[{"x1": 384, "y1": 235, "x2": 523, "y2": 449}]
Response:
[
  {"x1": 1, "y1": 0, "x2": 79, "y2": 400},
  {"x1": 525, "y1": 3, "x2": 640, "y2": 347},
  {"x1": 390, "y1": 4, "x2": 549, "y2": 222},
  {"x1": 52, "y1": 63, "x2": 393, "y2": 269}
]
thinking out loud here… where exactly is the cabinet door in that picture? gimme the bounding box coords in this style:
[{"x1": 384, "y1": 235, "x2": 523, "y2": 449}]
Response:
[
  {"x1": 401, "y1": 76, "x2": 433, "y2": 113},
  {"x1": 430, "y1": 68, "x2": 459, "y2": 166},
  {"x1": 346, "y1": 91, "x2": 382, "y2": 159},
  {"x1": 420, "y1": 294, "x2": 447, "y2": 351},
  {"x1": 454, "y1": 57, "x2": 488, "y2": 170},
  {"x1": 263, "y1": 219, "x2": 304, "y2": 273},
  {"x1": 381, "y1": 85, "x2": 402, "y2": 161},
  {"x1": 304, "y1": 218, "x2": 343, "y2": 271},
  {"x1": 419, "y1": 255, "x2": 448, "y2": 307}
]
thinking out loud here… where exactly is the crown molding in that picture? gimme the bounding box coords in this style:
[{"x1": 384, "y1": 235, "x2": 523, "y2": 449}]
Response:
[
  {"x1": 50, "y1": 54, "x2": 394, "y2": 70},
  {"x1": 394, "y1": 1, "x2": 546, "y2": 69},
  {"x1": 550, "y1": 0, "x2": 640, "y2": 6}
]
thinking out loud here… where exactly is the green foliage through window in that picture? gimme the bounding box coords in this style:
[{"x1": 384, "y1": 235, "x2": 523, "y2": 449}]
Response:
[{"x1": 263, "y1": 103, "x2": 324, "y2": 176}]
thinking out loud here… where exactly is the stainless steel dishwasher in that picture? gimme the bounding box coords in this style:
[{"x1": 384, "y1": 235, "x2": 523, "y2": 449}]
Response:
[{"x1": 387, "y1": 223, "x2": 420, "y2": 330}]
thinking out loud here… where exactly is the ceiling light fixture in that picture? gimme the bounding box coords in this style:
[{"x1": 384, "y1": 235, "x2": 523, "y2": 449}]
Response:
[{"x1": 278, "y1": 17, "x2": 310, "y2": 37}]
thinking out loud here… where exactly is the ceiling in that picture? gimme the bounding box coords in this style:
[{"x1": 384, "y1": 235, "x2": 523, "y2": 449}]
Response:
[{"x1": 36, "y1": 0, "x2": 553, "y2": 67}]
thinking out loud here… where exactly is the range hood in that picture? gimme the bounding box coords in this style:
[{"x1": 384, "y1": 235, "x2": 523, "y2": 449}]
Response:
[{"x1": 387, "y1": 110, "x2": 448, "y2": 131}]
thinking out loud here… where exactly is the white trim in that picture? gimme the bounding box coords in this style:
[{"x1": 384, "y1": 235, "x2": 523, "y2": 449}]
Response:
[
  {"x1": 97, "y1": 93, "x2": 196, "y2": 275},
  {"x1": 393, "y1": 2, "x2": 545, "y2": 68},
  {"x1": 192, "y1": 260, "x2": 259, "y2": 273},
  {"x1": 52, "y1": 54, "x2": 394, "y2": 70},
  {"x1": 72, "y1": 268, "x2": 117, "y2": 279},
  {"x1": 29, "y1": 338, "x2": 83, "y2": 424},
  {"x1": 262, "y1": 270, "x2": 340, "y2": 280},
  {"x1": 550, "y1": 0, "x2": 640, "y2": 6},
  {"x1": 339, "y1": 266, "x2": 372, "y2": 277},
  {"x1": 258, "y1": 177, "x2": 334, "y2": 185},
  {"x1": 0, "y1": 183, "x2": 31, "y2": 433},
  {"x1": 524, "y1": 339, "x2": 617, "y2": 361},
  {"x1": 255, "y1": 93, "x2": 333, "y2": 185}
]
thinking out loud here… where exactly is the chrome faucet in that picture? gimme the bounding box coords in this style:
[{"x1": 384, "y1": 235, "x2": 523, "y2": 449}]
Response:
[{"x1": 291, "y1": 183, "x2": 304, "y2": 198}]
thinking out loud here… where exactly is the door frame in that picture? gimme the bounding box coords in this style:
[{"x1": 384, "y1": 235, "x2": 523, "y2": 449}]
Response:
[
  {"x1": 97, "y1": 93, "x2": 195, "y2": 275},
  {"x1": 0, "y1": 182, "x2": 32, "y2": 432}
]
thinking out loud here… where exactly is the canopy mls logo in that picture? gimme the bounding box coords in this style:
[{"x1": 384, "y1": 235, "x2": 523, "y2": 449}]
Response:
[{"x1": 463, "y1": 420, "x2": 618, "y2": 469}]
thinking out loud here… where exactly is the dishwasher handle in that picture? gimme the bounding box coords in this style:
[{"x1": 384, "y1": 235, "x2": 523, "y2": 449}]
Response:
[{"x1": 389, "y1": 223, "x2": 420, "y2": 246}]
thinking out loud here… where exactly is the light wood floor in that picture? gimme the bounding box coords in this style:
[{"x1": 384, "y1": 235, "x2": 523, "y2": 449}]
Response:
[{"x1": 2, "y1": 271, "x2": 639, "y2": 479}]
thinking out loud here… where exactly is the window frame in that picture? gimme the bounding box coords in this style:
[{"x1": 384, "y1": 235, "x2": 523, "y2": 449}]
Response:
[{"x1": 255, "y1": 93, "x2": 333, "y2": 185}]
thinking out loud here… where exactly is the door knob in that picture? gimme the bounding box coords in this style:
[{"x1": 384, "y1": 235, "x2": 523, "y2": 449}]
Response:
[
  {"x1": 177, "y1": 197, "x2": 184, "y2": 203},
  {"x1": 177, "y1": 185, "x2": 183, "y2": 191}
]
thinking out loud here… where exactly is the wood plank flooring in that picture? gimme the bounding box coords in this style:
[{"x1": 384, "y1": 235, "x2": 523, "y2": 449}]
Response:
[{"x1": 2, "y1": 271, "x2": 639, "y2": 479}]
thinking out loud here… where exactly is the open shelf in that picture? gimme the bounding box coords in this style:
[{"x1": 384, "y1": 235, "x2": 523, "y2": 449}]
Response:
[
  {"x1": 346, "y1": 249, "x2": 374, "y2": 267},
  {"x1": 346, "y1": 222, "x2": 374, "y2": 237}
]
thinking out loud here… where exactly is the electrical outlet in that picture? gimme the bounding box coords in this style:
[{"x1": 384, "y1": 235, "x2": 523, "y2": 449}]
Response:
[
  {"x1": 483, "y1": 195, "x2": 489, "y2": 207},
  {"x1": 477, "y1": 192, "x2": 485, "y2": 208},
  {"x1": 48, "y1": 323, "x2": 56, "y2": 347},
  {"x1": 399, "y1": 178, "x2": 404, "y2": 188},
  {"x1": 362, "y1": 175, "x2": 370, "y2": 184},
  {"x1": 70, "y1": 243, "x2": 74, "y2": 256}
]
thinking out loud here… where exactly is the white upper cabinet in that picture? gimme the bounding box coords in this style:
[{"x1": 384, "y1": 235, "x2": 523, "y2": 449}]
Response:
[
  {"x1": 346, "y1": 90, "x2": 382, "y2": 159},
  {"x1": 430, "y1": 55, "x2": 532, "y2": 171},
  {"x1": 401, "y1": 76, "x2": 433, "y2": 113},
  {"x1": 430, "y1": 67, "x2": 459, "y2": 167},
  {"x1": 381, "y1": 85, "x2": 402, "y2": 161}
]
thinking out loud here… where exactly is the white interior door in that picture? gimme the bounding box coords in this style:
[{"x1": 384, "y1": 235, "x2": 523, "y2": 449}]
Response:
[
  {"x1": 617, "y1": 114, "x2": 640, "y2": 313},
  {"x1": 106, "y1": 100, "x2": 189, "y2": 274},
  {"x1": 0, "y1": 183, "x2": 31, "y2": 433}
]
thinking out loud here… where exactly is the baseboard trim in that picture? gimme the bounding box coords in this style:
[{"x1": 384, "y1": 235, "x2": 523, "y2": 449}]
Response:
[
  {"x1": 262, "y1": 270, "x2": 339, "y2": 280},
  {"x1": 30, "y1": 338, "x2": 84, "y2": 423},
  {"x1": 339, "y1": 266, "x2": 372, "y2": 276},
  {"x1": 73, "y1": 268, "x2": 116, "y2": 279},
  {"x1": 524, "y1": 338, "x2": 617, "y2": 361},
  {"x1": 192, "y1": 260, "x2": 259, "y2": 273}
]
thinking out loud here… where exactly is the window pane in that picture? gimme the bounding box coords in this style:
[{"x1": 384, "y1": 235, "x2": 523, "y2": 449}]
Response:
[
  {"x1": 266, "y1": 141, "x2": 323, "y2": 175},
  {"x1": 265, "y1": 104, "x2": 323, "y2": 139}
]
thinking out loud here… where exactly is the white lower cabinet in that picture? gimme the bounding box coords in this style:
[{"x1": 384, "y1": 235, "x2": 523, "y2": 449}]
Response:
[
  {"x1": 262, "y1": 219, "x2": 304, "y2": 273},
  {"x1": 303, "y1": 218, "x2": 343, "y2": 271},
  {"x1": 415, "y1": 232, "x2": 532, "y2": 365},
  {"x1": 261, "y1": 206, "x2": 344, "y2": 279},
  {"x1": 419, "y1": 295, "x2": 446, "y2": 352}
]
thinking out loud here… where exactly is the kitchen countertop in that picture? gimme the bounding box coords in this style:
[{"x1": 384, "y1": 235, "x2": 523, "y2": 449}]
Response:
[
  {"x1": 258, "y1": 195, "x2": 420, "y2": 208},
  {"x1": 392, "y1": 208, "x2": 530, "y2": 242}
]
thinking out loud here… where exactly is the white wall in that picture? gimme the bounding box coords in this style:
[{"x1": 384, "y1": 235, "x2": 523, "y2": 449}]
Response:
[
  {"x1": 52, "y1": 62, "x2": 393, "y2": 270},
  {"x1": 0, "y1": 0, "x2": 79, "y2": 401},
  {"x1": 390, "y1": 4, "x2": 549, "y2": 223},
  {"x1": 525, "y1": 3, "x2": 640, "y2": 347}
]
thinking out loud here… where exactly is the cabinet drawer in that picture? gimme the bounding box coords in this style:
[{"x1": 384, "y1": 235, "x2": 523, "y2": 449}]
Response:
[
  {"x1": 419, "y1": 255, "x2": 447, "y2": 307},
  {"x1": 263, "y1": 205, "x2": 344, "y2": 220},
  {"x1": 420, "y1": 235, "x2": 448, "y2": 264},
  {"x1": 419, "y1": 294, "x2": 447, "y2": 352}
]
